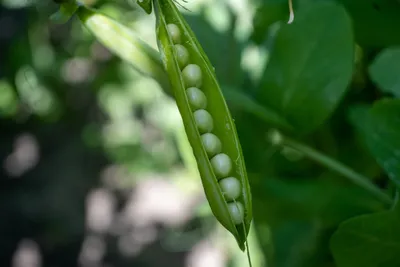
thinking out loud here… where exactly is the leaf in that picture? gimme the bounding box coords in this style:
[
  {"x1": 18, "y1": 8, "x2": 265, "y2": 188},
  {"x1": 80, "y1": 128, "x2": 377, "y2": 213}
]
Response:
[
  {"x1": 49, "y1": 1, "x2": 79, "y2": 24},
  {"x1": 257, "y1": 2, "x2": 354, "y2": 134},
  {"x1": 271, "y1": 221, "x2": 324, "y2": 267},
  {"x1": 337, "y1": 0, "x2": 400, "y2": 47},
  {"x1": 365, "y1": 99, "x2": 400, "y2": 188},
  {"x1": 222, "y1": 85, "x2": 294, "y2": 131},
  {"x1": 330, "y1": 211, "x2": 400, "y2": 267},
  {"x1": 251, "y1": 175, "x2": 385, "y2": 228},
  {"x1": 250, "y1": 0, "x2": 400, "y2": 47},
  {"x1": 251, "y1": 0, "x2": 290, "y2": 44},
  {"x1": 369, "y1": 48, "x2": 400, "y2": 98}
]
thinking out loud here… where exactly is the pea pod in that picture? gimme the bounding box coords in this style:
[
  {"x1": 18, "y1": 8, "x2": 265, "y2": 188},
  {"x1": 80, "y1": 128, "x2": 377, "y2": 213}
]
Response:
[{"x1": 150, "y1": 0, "x2": 253, "y2": 250}]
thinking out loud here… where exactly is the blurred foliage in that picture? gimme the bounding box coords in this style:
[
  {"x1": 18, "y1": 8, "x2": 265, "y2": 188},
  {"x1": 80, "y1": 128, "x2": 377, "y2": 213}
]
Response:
[{"x1": 1, "y1": 0, "x2": 400, "y2": 267}]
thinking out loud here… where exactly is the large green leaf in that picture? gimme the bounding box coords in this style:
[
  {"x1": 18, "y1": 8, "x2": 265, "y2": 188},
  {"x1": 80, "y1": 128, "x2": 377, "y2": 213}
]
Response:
[
  {"x1": 251, "y1": 0, "x2": 400, "y2": 47},
  {"x1": 337, "y1": 0, "x2": 400, "y2": 47},
  {"x1": 369, "y1": 48, "x2": 400, "y2": 98},
  {"x1": 257, "y1": 1, "x2": 353, "y2": 134},
  {"x1": 251, "y1": 175, "x2": 385, "y2": 228},
  {"x1": 251, "y1": 0, "x2": 290, "y2": 44},
  {"x1": 330, "y1": 210, "x2": 400, "y2": 267},
  {"x1": 364, "y1": 99, "x2": 400, "y2": 188},
  {"x1": 270, "y1": 221, "x2": 327, "y2": 267}
]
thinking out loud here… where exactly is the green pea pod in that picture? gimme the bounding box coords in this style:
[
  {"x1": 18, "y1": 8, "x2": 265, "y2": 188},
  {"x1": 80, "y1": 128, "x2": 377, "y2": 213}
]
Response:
[{"x1": 152, "y1": 0, "x2": 253, "y2": 250}]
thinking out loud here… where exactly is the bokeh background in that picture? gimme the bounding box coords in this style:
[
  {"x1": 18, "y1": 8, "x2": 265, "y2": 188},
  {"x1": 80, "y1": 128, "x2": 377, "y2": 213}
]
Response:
[
  {"x1": 0, "y1": 0, "x2": 264, "y2": 266},
  {"x1": 0, "y1": 0, "x2": 392, "y2": 266}
]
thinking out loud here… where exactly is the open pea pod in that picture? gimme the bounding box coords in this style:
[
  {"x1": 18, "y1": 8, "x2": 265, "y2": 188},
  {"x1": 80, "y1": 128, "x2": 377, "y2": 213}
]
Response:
[{"x1": 150, "y1": 0, "x2": 253, "y2": 250}]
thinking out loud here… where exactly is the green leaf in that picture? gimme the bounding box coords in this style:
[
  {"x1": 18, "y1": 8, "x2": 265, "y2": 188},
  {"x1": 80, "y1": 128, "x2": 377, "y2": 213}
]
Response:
[
  {"x1": 49, "y1": 1, "x2": 79, "y2": 24},
  {"x1": 251, "y1": 0, "x2": 290, "y2": 44},
  {"x1": 251, "y1": 175, "x2": 385, "y2": 228},
  {"x1": 137, "y1": 0, "x2": 152, "y2": 14},
  {"x1": 365, "y1": 99, "x2": 400, "y2": 188},
  {"x1": 271, "y1": 221, "x2": 325, "y2": 267},
  {"x1": 222, "y1": 85, "x2": 294, "y2": 131},
  {"x1": 369, "y1": 48, "x2": 400, "y2": 98},
  {"x1": 257, "y1": 2, "x2": 354, "y2": 134},
  {"x1": 337, "y1": 0, "x2": 400, "y2": 47},
  {"x1": 330, "y1": 210, "x2": 400, "y2": 267}
]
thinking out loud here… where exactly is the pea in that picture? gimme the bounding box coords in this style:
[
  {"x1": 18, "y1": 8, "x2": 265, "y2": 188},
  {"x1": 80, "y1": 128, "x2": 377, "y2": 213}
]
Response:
[
  {"x1": 182, "y1": 64, "x2": 202, "y2": 88},
  {"x1": 174, "y1": 44, "x2": 189, "y2": 69},
  {"x1": 201, "y1": 133, "x2": 222, "y2": 158},
  {"x1": 211, "y1": 153, "x2": 232, "y2": 178},
  {"x1": 219, "y1": 177, "x2": 242, "y2": 201},
  {"x1": 227, "y1": 202, "x2": 244, "y2": 225},
  {"x1": 193, "y1": 109, "x2": 213, "y2": 133},
  {"x1": 166, "y1": 23, "x2": 181, "y2": 44},
  {"x1": 186, "y1": 87, "x2": 207, "y2": 110}
]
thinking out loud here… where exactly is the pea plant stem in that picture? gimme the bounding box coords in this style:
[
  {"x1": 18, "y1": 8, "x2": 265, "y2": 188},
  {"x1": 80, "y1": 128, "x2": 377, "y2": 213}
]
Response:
[{"x1": 268, "y1": 130, "x2": 393, "y2": 205}]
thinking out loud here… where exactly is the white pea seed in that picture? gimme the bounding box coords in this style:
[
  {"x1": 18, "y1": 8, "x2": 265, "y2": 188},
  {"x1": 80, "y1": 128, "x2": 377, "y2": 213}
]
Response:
[
  {"x1": 174, "y1": 44, "x2": 189, "y2": 69},
  {"x1": 167, "y1": 24, "x2": 181, "y2": 44},
  {"x1": 201, "y1": 133, "x2": 221, "y2": 158},
  {"x1": 186, "y1": 87, "x2": 207, "y2": 110},
  {"x1": 211, "y1": 153, "x2": 232, "y2": 178},
  {"x1": 182, "y1": 64, "x2": 202, "y2": 88},
  {"x1": 193, "y1": 109, "x2": 213, "y2": 133},
  {"x1": 227, "y1": 202, "x2": 244, "y2": 225},
  {"x1": 219, "y1": 177, "x2": 241, "y2": 201}
]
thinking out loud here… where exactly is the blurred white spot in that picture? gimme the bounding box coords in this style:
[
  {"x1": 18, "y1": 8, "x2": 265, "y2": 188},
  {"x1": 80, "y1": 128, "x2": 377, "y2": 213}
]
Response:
[
  {"x1": 12, "y1": 239, "x2": 41, "y2": 267},
  {"x1": 86, "y1": 188, "x2": 115, "y2": 233},
  {"x1": 61, "y1": 58, "x2": 94, "y2": 84},
  {"x1": 91, "y1": 42, "x2": 113, "y2": 62},
  {"x1": 116, "y1": 224, "x2": 158, "y2": 257},
  {"x1": 79, "y1": 235, "x2": 106, "y2": 265},
  {"x1": 241, "y1": 44, "x2": 269, "y2": 83},
  {"x1": 101, "y1": 164, "x2": 132, "y2": 190},
  {"x1": 118, "y1": 233, "x2": 142, "y2": 257},
  {"x1": 4, "y1": 133, "x2": 39, "y2": 177},
  {"x1": 185, "y1": 239, "x2": 226, "y2": 267},
  {"x1": 132, "y1": 225, "x2": 158, "y2": 244},
  {"x1": 123, "y1": 178, "x2": 195, "y2": 227}
]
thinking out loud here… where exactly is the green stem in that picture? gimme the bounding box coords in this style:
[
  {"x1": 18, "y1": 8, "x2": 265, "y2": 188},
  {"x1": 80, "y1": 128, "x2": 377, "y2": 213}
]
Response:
[{"x1": 268, "y1": 130, "x2": 393, "y2": 205}]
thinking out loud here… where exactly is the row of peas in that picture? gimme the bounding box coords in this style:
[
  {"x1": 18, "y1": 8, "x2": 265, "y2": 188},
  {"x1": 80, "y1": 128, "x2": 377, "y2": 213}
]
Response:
[{"x1": 166, "y1": 23, "x2": 244, "y2": 225}]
